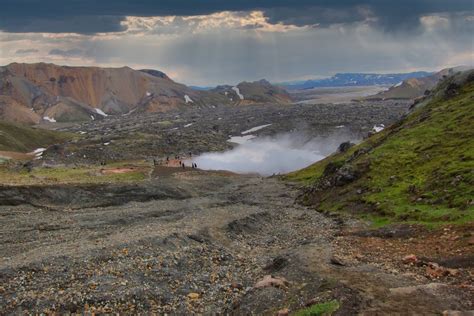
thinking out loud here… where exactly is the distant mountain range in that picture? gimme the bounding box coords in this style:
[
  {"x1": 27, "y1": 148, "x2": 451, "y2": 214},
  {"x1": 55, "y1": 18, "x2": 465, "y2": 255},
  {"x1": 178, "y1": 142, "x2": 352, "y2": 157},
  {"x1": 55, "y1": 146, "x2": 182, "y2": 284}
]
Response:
[
  {"x1": 0, "y1": 63, "x2": 292, "y2": 124},
  {"x1": 189, "y1": 86, "x2": 214, "y2": 91},
  {"x1": 280, "y1": 72, "x2": 432, "y2": 90},
  {"x1": 365, "y1": 66, "x2": 472, "y2": 100}
]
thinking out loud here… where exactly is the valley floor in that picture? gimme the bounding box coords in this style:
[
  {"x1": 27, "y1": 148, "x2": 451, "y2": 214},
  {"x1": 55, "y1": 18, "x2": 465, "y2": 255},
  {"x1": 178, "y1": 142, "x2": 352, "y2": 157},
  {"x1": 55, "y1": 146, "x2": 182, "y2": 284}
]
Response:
[{"x1": 0, "y1": 169, "x2": 472, "y2": 314}]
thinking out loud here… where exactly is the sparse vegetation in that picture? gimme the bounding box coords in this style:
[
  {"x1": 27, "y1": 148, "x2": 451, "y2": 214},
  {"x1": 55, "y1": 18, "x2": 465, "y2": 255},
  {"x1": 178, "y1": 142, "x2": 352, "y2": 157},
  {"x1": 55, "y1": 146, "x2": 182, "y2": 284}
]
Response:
[{"x1": 294, "y1": 300, "x2": 340, "y2": 316}]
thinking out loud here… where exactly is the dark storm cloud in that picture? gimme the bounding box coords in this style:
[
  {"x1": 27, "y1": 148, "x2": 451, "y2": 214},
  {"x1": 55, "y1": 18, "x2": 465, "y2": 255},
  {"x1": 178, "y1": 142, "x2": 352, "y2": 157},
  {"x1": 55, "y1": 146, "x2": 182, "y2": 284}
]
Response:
[
  {"x1": 365, "y1": 0, "x2": 474, "y2": 32},
  {"x1": 15, "y1": 48, "x2": 39, "y2": 54},
  {"x1": 263, "y1": 1, "x2": 474, "y2": 32},
  {"x1": 0, "y1": 0, "x2": 471, "y2": 34},
  {"x1": 0, "y1": 15, "x2": 125, "y2": 34},
  {"x1": 49, "y1": 48, "x2": 84, "y2": 57}
]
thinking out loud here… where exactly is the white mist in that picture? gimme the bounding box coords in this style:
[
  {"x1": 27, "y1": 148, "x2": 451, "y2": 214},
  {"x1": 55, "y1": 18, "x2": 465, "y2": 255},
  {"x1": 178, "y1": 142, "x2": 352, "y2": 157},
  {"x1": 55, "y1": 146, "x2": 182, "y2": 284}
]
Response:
[{"x1": 192, "y1": 133, "x2": 355, "y2": 175}]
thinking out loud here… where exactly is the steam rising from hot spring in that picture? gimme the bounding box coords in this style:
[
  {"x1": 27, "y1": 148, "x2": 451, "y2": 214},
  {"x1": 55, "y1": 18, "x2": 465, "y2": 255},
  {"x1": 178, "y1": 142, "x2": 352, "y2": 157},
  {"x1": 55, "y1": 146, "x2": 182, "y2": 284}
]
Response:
[{"x1": 192, "y1": 133, "x2": 355, "y2": 175}]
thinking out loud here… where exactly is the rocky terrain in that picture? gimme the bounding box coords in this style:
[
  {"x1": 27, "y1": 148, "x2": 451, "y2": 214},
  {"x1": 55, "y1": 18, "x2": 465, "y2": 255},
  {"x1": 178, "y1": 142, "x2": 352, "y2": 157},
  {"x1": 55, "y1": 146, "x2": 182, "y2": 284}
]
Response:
[
  {"x1": 29, "y1": 100, "x2": 407, "y2": 165},
  {"x1": 1, "y1": 171, "x2": 472, "y2": 314},
  {"x1": 289, "y1": 86, "x2": 388, "y2": 104}
]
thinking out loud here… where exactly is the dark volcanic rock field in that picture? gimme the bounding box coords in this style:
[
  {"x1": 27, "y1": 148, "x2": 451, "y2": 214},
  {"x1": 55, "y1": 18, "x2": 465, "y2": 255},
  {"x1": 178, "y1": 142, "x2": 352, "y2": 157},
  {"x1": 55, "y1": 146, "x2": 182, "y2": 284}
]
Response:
[{"x1": 45, "y1": 101, "x2": 410, "y2": 164}]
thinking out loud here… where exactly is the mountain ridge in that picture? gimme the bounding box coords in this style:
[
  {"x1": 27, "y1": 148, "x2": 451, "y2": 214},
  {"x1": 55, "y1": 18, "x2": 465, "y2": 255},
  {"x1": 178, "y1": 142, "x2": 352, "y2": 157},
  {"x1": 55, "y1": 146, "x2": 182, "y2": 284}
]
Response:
[
  {"x1": 366, "y1": 66, "x2": 472, "y2": 100},
  {"x1": 0, "y1": 63, "x2": 292, "y2": 124}
]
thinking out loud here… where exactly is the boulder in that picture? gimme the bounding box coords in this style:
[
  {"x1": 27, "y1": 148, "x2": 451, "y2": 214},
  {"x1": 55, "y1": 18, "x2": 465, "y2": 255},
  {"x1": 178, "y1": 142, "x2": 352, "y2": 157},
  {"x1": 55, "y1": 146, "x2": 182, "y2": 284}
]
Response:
[
  {"x1": 254, "y1": 275, "x2": 289, "y2": 289},
  {"x1": 338, "y1": 141, "x2": 355, "y2": 153},
  {"x1": 402, "y1": 254, "x2": 419, "y2": 265}
]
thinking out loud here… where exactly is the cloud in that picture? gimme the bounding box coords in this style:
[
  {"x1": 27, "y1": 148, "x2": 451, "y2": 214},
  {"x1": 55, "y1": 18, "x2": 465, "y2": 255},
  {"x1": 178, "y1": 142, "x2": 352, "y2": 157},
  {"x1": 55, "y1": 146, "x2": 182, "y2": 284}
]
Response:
[
  {"x1": 49, "y1": 48, "x2": 84, "y2": 57},
  {"x1": 263, "y1": 1, "x2": 474, "y2": 33},
  {"x1": 263, "y1": 5, "x2": 372, "y2": 28},
  {"x1": 15, "y1": 48, "x2": 39, "y2": 54},
  {"x1": 1, "y1": 10, "x2": 472, "y2": 85},
  {"x1": 122, "y1": 11, "x2": 303, "y2": 36},
  {"x1": 0, "y1": 15, "x2": 125, "y2": 34},
  {"x1": 0, "y1": 1, "x2": 471, "y2": 34}
]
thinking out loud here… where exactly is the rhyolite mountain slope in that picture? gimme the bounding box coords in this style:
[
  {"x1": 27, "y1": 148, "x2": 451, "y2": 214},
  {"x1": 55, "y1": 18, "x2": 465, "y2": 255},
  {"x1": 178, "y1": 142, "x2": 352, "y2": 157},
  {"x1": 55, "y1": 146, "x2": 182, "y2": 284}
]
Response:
[
  {"x1": 287, "y1": 70, "x2": 474, "y2": 226},
  {"x1": 0, "y1": 63, "x2": 292, "y2": 124},
  {"x1": 366, "y1": 67, "x2": 472, "y2": 100},
  {"x1": 211, "y1": 79, "x2": 292, "y2": 105},
  {"x1": 0, "y1": 95, "x2": 40, "y2": 124},
  {"x1": 0, "y1": 63, "x2": 221, "y2": 123}
]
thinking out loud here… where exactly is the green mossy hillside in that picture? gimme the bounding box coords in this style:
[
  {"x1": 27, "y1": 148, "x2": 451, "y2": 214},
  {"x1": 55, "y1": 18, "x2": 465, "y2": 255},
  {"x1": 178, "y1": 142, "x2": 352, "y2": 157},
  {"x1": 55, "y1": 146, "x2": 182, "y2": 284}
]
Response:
[
  {"x1": 287, "y1": 71, "x2": 474, "y2": 226},
  {"x1": 0, "y1": 121, "x2": 74, "y2": 152}
]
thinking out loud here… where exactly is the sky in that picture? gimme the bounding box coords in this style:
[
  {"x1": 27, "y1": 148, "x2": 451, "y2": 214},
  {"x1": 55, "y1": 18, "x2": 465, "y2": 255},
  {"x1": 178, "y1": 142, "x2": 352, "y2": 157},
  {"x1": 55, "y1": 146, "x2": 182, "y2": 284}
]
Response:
[{"x1": 0, "y1": 0, "x2": 473, "y2": 86}]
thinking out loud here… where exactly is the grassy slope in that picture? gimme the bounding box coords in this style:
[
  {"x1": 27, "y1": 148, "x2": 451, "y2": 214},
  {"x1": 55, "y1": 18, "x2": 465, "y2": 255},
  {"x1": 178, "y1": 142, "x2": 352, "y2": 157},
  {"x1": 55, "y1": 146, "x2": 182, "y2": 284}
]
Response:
[
  {"x1": 286, "y1": 72, "x2": 474, "y2": 226},
  {"x1": 0, "y1": 160, "x2": 148, "y2": 185},
  {"x1": 0, "y1": 121, "x2": 73, "y2": 152}
]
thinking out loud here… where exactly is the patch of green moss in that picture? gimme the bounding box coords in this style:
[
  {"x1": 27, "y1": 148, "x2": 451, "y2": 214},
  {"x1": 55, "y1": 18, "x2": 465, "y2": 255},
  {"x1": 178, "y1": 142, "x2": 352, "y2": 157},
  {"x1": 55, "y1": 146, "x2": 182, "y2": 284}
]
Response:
[
  {"x1": 106, "y1": 159, "x2": 150, "y2": 168},
  {"x1": 294, "y1": 300, "x2": 340, "y2": 316},
  {"x1": 157, "y1": 120, "x2": 173, "y2": 126}
]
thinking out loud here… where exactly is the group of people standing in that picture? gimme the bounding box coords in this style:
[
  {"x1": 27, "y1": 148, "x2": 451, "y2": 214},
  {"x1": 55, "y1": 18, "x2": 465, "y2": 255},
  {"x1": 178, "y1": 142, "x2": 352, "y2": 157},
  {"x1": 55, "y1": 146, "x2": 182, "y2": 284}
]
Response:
[
  {"x1": 153, "y1": 155, "x2": 198, "y2": 170},
  {"x1": 179, "y1": 161, "x2": 198, "y2": 169}
]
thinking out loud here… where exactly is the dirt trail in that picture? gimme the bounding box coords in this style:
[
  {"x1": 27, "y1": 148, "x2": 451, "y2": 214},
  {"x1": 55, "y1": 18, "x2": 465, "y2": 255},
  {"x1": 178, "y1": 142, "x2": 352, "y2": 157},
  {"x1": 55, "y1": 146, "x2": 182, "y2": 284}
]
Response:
[{"x1": 0, "y1": 171, "x2": 472, "y2": 314}]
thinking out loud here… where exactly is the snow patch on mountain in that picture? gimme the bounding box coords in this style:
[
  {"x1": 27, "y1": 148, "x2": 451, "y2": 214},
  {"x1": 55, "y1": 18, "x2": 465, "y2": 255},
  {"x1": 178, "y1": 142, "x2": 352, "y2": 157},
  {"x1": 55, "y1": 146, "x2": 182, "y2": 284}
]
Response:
[
  {"x1": 242, "y1": 124, "x2": 272, "y2": 135},
  {"x1": 95, "y1": 108, "x2": 108, "y2": 116},
  {"x1": 373, "y1": 124, "x2": 385, "y2": 133},
  {"x1": 184, "y1": 95, "x2": 193, "y2": 104},
  {"x1": 232, "y1": 87, "x2": 244, "y2": 100},
  {"x1": 43, "y1": 116, "x2": 56, "y2": 123}
]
